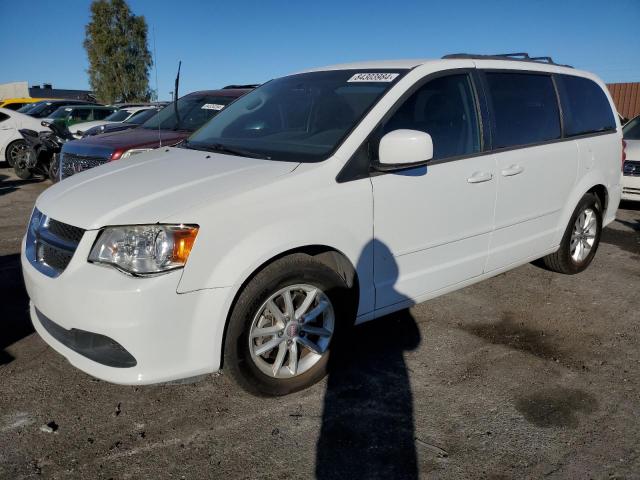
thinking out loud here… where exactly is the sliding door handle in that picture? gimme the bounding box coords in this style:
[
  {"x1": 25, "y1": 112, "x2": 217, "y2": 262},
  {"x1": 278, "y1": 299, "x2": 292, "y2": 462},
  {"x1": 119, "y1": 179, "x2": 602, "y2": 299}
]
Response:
[
  {"x1": 467, "y1": 172, "x2": 494, "y2": 184},
  {"x1": 501, "y1": 165, "x2": 524, "y2": 177}
]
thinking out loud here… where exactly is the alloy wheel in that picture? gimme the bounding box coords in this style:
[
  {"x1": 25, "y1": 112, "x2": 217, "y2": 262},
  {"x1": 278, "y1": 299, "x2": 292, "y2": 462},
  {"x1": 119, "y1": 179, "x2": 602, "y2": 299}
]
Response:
[
  {"x1": 570, "y1": 207, "x2": 597, "y2": 263},
  {"x1": 248, "y1": 284, "x2": 334, "y2": 379}
]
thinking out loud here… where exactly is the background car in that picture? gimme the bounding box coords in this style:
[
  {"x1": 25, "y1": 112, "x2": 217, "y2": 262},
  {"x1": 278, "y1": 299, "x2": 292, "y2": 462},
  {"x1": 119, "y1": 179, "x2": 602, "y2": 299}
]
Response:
[
  {"x1": 24, "y1": 99, "x2": 99, "y2": 118},
  {"x1": 69, "y1": 105, "x2": 159, "y2": 139},
  {"x1": 0, "y1": 107, "x2": 50, "y2": 166},
  {"x1": 58, "y1": 87, "x2": 253, "y2": 179},
  {"x1": 0, "y1": 97, "x2": 58, "y2": 111},
  {"x1": 79, "y1": 106, "x2": 161, "y2": 137},
  {"x1": 44, "y1": 105, "x2": 117, "y2": 131},
  {"x1": 622, "y1": 115, "x2": 640, "y2": 201}
]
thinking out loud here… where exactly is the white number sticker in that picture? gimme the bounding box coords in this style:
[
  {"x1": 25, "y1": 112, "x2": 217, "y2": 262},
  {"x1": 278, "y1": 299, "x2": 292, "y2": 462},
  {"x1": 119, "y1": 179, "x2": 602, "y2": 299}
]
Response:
[
  {"x1": 347, "y1": 73, "x2": 399, "y2": 83},
  {"x1": 201, "y1": 103, "x2": 225, "y2": 110}
]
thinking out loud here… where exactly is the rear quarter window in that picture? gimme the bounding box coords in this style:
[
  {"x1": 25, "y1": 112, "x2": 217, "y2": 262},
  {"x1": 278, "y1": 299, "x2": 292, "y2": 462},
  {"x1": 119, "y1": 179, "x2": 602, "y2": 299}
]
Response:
[
  {"x1": 557, "y1": 75, "x2": 616, "y2": 136},
  {"x1": 485, "y1": 72, "x2": 561, "y2": 149}
]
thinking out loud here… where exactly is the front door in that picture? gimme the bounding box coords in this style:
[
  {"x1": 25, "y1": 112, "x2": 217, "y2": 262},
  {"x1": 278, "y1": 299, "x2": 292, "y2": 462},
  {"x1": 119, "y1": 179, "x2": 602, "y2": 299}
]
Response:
[{"x1": 371, "y1": 72, "x2": 497, "y2": 309}]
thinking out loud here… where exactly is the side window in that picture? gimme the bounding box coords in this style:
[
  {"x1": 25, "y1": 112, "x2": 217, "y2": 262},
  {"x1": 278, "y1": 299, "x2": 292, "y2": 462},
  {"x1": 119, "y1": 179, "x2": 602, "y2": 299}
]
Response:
[
  {"x1": 378, "y1": 74, "x2": 481, "y2": 160},
  {"x1": 72, "y1": 109, "x2": 91, "y2": 121},
  {"x1": 557, "y1": 75, "x2": 616, "y2": 136},
  {"x1": 92, "y1": 109, "x2": 112, "y2": 120},
  {"x1": 0, "y1": 112, "x2": 9, "y2": 123},
  {"x1": 486, "y1": 73, "x2": 561, "y2": 148}
]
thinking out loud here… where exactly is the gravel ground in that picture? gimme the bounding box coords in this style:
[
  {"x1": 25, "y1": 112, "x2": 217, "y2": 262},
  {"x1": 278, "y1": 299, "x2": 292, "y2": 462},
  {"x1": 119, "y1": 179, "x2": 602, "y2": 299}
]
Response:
[{"x1": 0, "y1": 167, "x2": 639, "y2": 479}]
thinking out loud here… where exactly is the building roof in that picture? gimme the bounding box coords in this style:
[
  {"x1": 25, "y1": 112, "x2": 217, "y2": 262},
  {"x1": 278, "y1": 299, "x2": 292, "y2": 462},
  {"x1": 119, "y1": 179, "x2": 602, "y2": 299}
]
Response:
[
  {"x1": 29, "y1": 87, "x2": 95, "y2": 102},
  {"x1": 607, "y1": 82, "x2": 640, "y2": 119}
]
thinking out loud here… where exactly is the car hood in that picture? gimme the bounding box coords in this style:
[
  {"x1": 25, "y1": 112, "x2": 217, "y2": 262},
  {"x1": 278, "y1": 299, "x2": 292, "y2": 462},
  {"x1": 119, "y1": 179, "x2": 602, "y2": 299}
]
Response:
[
  {"x1": 64, "y1": 127, "x2": 190, "y2": 153},
  {"x1": 37, "y1": 147, "x2": 299, "y2": 229},
  {"x1": 71, "y1": 120, "x2": 115, "y2": 133},
  {"x1": 625, "y1": 139, "x2": 640, "y2": 161}
]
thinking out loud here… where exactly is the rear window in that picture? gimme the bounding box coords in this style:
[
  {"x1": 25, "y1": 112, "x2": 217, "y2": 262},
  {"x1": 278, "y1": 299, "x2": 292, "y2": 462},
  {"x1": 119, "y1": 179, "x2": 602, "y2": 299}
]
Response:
[
  {"x1": 557, "y1": 75, "x2": 616, "y2": 136},
  {"x1": 622, "y1": 116, "x2": 640, "y2": 140},
  {"x1": 486, "y1": 72, "x2": 561, "y2": 149}
]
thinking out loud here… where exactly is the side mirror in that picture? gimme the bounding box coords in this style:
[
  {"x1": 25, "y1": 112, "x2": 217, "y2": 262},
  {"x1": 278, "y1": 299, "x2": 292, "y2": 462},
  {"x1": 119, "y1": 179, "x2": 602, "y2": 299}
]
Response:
[{"x1": 374, "y1": 129, "x2": 433, "y2": 172}]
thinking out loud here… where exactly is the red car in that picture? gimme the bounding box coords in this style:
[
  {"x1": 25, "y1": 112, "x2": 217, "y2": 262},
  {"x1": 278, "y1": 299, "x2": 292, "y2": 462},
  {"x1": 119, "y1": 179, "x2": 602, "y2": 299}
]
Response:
[{"x1": 59, "y1": 86, "x2": 254, "y2": 180}]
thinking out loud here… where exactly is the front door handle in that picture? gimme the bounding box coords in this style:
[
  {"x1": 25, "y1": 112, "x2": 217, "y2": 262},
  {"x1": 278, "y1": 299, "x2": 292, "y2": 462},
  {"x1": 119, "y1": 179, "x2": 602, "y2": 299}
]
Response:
[
  {"x1": 501, "y1": 164, "x2": 524, "y2": 177},
  {"x1": 467, "y1": 172, "x2": 494, "y2": 184}
]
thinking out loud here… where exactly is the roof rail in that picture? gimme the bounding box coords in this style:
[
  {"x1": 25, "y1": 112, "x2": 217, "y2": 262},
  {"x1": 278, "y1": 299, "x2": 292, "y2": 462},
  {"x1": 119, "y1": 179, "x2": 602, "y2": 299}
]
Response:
[
  {"x1": 223, "y1": 84, "x2": 260, "y2": 90},
  {"x1": 442, "y1": 53, "x2": 573, "y2": 68}
]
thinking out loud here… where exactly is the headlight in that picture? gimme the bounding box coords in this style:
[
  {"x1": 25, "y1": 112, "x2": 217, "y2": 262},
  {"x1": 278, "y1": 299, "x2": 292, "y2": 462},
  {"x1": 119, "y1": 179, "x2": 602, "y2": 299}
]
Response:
[
  {"x1": 120, "y1": 148, "x2": 153, "y2": 159},
  {"x1": 88, "y1": 224, "x2": 199, "y2": 275},
  {"x1": 28, "y1": 208, "x2": 44, "y2": 235}
]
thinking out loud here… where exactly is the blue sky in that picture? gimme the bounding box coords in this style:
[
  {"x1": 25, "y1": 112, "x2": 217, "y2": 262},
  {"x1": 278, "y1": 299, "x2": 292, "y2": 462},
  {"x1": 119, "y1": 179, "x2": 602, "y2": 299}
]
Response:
[{"x1": 1, "y1": 0, "x2": 639, "y2": 101}]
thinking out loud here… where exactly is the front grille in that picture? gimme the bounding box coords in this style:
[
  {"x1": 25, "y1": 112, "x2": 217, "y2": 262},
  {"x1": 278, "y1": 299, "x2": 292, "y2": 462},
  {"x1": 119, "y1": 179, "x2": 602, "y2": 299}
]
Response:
[
  {"x1": 25, "y1": 209, "x2": 85, "y2": 278},
  {"x1": 623, "y1": 160, "x2": 640, "y2": 177},
  {"x1": 60, "y1": 152, "x2": 109, "y2": 179},
  {"x1": 38, "y1": 242, "x2": 74, "y2": 271},
  {"x1": 47, "y1": 218, "x2": 85, "y2": 244}
]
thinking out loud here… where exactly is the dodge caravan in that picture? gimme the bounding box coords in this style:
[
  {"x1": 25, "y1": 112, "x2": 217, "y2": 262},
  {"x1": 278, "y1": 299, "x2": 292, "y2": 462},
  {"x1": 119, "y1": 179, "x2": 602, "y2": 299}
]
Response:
[{"x1": 23, "y1": 54, "x2": 623, "y2": 395}]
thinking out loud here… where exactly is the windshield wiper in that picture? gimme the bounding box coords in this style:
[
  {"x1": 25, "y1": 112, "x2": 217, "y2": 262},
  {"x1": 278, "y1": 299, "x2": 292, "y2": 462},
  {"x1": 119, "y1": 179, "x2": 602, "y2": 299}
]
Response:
[{"x1": 183, "y1": 141, "x2": 271, "y2": 160}]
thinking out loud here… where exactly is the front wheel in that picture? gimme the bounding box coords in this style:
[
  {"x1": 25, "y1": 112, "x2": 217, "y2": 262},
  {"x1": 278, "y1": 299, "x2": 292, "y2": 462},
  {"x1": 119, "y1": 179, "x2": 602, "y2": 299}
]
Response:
[
  {"x1": 224, "y1": 253, "x2": 353, "y2": 396},
  {"x1": 541, "y1": 192, "x2": 602, "y2": 274}
]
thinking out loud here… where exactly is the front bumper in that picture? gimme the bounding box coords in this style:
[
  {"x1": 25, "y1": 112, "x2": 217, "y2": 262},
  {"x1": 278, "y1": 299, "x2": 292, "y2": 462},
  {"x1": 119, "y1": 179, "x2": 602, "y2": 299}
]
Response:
[
  {"x1": 22, "y1": 230, "x2": 232, "y2": 385},
  {"x1": 622, "y1": 175, "x2": 640, "y2": 202}
]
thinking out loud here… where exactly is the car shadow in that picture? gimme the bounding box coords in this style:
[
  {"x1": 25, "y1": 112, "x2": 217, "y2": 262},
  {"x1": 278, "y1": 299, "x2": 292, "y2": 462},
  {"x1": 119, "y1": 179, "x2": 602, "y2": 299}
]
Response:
[
  {"x1": 0, "y1": 172, "x2": 46, "y2": 197},
  {"x1": 0, "y1": 254, "x2": 34, "y2": 365},
  {"x1": 316, "y1": 240, "x2": 420, "y2": 480}
]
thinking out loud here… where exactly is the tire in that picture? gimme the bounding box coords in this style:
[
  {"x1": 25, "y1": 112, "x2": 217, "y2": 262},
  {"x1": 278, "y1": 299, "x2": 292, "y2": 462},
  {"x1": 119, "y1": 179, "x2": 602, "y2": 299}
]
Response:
[
  {"x1": 48, "y1": 156, "x2": 59, "y2": 182},
  {"x1": 541, "y1": 192, "x2": 602, "y2": 274},
  {"x1": 5, "y1": 140, "x2": 26, "y2": 167},
  {"x1": 223, "y1": 253, "x2": 355, "y2": 396},
  {"x1": 13, "y1": 157, "x2": 32, "y2": 180}
]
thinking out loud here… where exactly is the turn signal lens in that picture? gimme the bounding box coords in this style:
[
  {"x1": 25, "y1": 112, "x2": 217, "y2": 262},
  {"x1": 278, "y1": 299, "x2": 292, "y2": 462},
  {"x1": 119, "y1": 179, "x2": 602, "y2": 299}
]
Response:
[{"x1": 172, "y1": 229, "x2": 198, "y2": 263}]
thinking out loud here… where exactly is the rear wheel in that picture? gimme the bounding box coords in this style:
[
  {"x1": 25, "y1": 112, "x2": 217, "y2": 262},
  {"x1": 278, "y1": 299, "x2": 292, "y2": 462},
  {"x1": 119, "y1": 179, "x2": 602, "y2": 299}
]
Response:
[
  {"x1": 5, "y1": 140, "x2": 27, "y2": 167},
  {"x1": 224, "y1": 253, "x2": 353, "y2": 396},
  {"x1": 541, "y1": 192, "x2": 602, "y2": 274}
]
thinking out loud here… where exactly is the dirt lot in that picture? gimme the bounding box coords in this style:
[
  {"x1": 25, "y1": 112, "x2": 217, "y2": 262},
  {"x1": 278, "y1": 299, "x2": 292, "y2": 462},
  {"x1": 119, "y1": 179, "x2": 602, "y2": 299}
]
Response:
[{"x1": 0, "y1": 167, "x2": 639, "y2": 479}]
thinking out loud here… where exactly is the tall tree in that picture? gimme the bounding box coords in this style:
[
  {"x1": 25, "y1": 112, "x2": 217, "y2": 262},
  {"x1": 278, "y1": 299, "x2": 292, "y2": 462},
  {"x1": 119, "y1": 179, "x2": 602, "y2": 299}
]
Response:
[{"x1": 84, "y1": 0, "x2": 153, "y2": 103}]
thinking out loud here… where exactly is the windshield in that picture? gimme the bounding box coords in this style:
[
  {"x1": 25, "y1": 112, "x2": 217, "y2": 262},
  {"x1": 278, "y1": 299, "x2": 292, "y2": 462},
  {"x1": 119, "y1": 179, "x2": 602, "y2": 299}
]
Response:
[
  {"x1": 623, "y1": 116, "x2": 640, "y2": 140},
  {"x1": 142, "y1": 95, "x2": 233, "y2": 131},
  {"x1": 29, "y1": 102, "x2": 76, "y2": 118},
  {"x1": 125, "y1": 108, "x2": 157, "y2": 124},
  {"x1": 18, "y1": 102, "x2": 40, "y2": 113},
  {"x1": 104, "y1": 109, "x2": 131, "y2": 122},
  {"x1": 50, "y1": 107, "x2": 73, "y2": 119},
  {"x1": 186, "y1": 70, "x2": 405, "y2": 162}
]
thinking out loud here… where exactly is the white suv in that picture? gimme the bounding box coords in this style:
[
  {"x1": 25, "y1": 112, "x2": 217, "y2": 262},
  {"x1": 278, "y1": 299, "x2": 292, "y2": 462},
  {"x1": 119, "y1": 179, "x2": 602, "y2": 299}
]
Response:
[{"x1": 22, "y1": 54, "x2": 623, "y2": 395}]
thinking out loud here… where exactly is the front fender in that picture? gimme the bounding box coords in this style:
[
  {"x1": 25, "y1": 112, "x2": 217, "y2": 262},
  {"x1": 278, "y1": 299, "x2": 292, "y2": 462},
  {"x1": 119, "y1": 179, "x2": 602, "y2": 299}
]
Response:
[{"x1": 176, "y1": 174, "x2": 375, "y2": 316}]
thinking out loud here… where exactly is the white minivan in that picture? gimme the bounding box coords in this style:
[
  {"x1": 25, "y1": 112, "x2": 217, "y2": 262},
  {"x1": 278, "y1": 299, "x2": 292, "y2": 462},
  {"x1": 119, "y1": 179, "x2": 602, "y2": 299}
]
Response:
[{"x1": 22, "y1": 53, "x2": 623, "y2": 395}]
